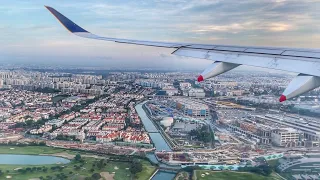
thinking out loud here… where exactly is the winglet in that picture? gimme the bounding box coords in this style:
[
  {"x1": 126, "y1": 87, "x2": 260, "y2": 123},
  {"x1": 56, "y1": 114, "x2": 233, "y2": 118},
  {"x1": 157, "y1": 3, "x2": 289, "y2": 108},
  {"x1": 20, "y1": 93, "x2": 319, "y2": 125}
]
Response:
[{"x1": 44, "y1": 6, "x2": 89, "y2": 33}]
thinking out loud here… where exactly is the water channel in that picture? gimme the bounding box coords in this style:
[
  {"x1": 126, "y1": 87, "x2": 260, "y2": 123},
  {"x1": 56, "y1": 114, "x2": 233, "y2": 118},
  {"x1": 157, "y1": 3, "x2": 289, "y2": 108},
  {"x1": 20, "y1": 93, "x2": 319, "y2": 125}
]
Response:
[
  {"x1": 135, "y1": 102, "x2": 172, "y2": 151},
  {"x1": 135, "y1": 102, "x2": 179, "y2": 180},
  {"x1": 151, "y1": 170, "x2": 177, "y2": 180},
  {"x1": 0, "y1": 154, "x2": 70, "y2": 165}
]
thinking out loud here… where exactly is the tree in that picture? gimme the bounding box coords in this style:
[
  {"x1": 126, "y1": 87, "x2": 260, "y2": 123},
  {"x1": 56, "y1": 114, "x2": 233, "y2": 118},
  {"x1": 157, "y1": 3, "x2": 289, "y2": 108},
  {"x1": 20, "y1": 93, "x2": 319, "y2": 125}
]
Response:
[
  {"x1": 74, "y1": 154, "x2": 81, "y2": 161},
  {"x1": 130, "y1": 160, "x2": 143, "y2": 174},
  {"x1": 74, "y1": 165, "x2": 80, "y2": 171},
  {"x1": 96, "y1": 159, "x2": 105, "y2": 169},
  {"x1": 18, "y1": 169, "x2": 26, "y2": 174},
  {"x1": 260, "y1": 165, "x2": 272, "y2": 176},
  {"x1": 239, "y1": 165, "x2": 272, "y2": 176},
  {"x1": 39, "y1": 142, "x2": 46, "y2": 146},
  {"x1": 92, "y1": 173, "x2": 102, "y2": 180},
  {"x1": 25, "y1": 120, "x2": 34, "y2": 127},
  {"x1": 188, "y1": 125, "x2": 212, "y2": 143},
  {"x1": 182, "y1": 165, "x2": 201, "y2": 173}
]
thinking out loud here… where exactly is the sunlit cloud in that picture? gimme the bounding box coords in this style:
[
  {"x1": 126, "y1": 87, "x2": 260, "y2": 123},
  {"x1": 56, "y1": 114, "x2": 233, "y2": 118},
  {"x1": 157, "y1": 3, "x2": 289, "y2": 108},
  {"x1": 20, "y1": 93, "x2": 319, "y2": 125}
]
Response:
[
  {"x1": 192, "y1": 23, "x2": 246, "y2": 33},
  {"x1": 191, "y1": 22, "x2": 293, "y2": 33},
  {"x1": 267, "y1": 23, "x2": 292, "y2": 32}
]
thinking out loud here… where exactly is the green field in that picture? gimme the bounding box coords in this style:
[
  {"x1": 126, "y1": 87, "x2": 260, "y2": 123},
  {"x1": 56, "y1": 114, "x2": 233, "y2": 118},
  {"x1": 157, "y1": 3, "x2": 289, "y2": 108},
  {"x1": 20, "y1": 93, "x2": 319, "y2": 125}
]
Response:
[
  {"x1": 136, "y1": 160, "x2": 157, "y2": 180},
  {"x1": 0, "y1": 158, "x2": 132, "y2": 180},
  {"x1": 175, "y1": 171, "x2": 189, "y2": 180},
  {"x1": 267, "y1": 159, "x2": 279, "y2": 168},
  {"x1": 194, "y1": 170, "x2": 283, "y2": 180},
  {"x1": 0, "y1": 146, "x2": 155, "y2": 180}
]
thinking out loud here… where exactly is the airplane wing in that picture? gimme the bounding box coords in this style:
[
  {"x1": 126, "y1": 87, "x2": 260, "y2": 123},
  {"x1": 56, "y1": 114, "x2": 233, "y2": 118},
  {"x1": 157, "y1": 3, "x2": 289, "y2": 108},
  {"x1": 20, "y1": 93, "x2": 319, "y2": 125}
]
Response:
[{"x1": 45, "y1": 6, "x2": 320, "y2": 102}]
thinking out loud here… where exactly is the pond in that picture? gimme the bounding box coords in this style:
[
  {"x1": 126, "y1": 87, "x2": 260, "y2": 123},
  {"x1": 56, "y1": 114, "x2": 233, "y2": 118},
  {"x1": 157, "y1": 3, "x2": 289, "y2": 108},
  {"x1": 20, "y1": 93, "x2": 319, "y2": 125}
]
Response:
[{"x1": 0, "y1": 154, "x2": 70, "y2": 165}]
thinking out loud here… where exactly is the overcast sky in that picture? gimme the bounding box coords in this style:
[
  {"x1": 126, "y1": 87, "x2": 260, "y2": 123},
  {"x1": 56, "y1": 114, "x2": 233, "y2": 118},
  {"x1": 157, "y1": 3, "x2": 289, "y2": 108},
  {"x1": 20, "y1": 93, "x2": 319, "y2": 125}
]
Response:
[{"x1": 0, "y1": 0, "x2": 319, "y2": 70}]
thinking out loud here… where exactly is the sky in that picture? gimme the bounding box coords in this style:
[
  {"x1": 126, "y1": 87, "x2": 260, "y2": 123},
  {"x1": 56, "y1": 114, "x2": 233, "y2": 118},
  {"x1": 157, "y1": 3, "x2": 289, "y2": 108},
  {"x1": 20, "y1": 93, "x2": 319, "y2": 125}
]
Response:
[{"x1": 0, "y1": 0, "x2": 319, "y2": 70}]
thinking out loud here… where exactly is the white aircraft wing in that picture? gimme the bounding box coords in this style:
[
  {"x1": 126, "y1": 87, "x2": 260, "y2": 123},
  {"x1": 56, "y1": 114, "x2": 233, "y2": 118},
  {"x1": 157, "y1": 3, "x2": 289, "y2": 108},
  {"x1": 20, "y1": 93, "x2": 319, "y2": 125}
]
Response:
[{"x1": 45, "y1": 6, "x2": 320, "y2": 102}]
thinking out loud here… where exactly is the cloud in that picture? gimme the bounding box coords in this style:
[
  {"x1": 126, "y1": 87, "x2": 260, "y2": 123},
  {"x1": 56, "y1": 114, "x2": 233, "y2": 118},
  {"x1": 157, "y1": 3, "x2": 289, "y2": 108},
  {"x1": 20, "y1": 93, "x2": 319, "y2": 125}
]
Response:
[
  {"x1": 0, "y1": 4, "x2": 41, "y2": 14},
  {"x1": 267, "y1": 23, "x2": 292, "y2": 32},
  {"x1": 192, "y1": 23, "x2": 246, "y2": 33},
  {"x1": 190, "y1": 21, "x2": 293, "y2": 34}
]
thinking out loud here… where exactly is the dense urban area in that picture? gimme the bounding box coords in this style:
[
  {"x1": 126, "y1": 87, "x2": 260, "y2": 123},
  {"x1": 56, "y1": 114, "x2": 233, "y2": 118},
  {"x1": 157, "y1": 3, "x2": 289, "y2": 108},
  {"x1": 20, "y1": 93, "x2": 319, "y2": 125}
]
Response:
[{"x1": 0, "y1": 68, "x2": 319, "y2": 180}]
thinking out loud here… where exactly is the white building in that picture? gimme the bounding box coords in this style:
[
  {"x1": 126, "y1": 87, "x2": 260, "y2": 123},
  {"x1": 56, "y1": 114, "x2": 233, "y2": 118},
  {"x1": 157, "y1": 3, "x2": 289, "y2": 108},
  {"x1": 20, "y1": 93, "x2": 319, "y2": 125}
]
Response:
[
  {"x1": 170, "y1": 98, "x2": 209, "y2": 118},
  {"x1": 163, "y1": 88, "x2": 178, "y2": 96},
  {"x1": 179, "y1": 82, "x2": 192, "y2": 90},
  {"x1": 271, "y1": 128, "x2": 302, "y2": 147},
  {"x1": 188, "y1": 88, "x2": 205, "y2": 97},
  {"x1": 45, "y1": 119, "x2": 65, "y2": 127}
]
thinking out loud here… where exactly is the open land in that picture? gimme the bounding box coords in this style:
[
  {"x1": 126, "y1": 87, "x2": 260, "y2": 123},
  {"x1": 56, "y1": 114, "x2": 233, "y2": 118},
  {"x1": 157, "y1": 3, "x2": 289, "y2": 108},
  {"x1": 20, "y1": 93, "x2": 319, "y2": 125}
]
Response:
[{"x1": 0, "y1": 145, "x2": 156, "y2": 180}]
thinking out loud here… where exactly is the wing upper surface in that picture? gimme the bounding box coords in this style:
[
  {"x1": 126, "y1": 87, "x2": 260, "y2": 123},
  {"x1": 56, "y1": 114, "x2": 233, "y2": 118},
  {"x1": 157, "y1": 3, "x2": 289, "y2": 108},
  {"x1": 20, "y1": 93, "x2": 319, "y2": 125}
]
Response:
[{"x1": 45, "y1": 6, "x2": 320, "y2": 77}]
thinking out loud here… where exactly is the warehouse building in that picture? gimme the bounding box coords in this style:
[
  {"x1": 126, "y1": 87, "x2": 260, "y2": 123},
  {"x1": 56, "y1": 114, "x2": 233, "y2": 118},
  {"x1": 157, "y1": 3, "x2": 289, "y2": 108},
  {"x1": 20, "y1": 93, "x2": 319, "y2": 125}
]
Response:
[{"x1": 169, "y1": 98, "x2": 209, "y2": 119}]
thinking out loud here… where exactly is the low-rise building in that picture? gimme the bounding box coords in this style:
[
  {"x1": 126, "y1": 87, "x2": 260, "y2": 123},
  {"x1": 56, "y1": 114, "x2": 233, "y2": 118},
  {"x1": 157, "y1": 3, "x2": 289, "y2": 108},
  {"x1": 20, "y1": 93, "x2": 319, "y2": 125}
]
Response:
[
  {"x1": 45, "y1": 119, "x2": 65, "y2": 127},
  {"x1": 271, "y1": 128, "x2": 302, "y2": 147},
  {"x1": 188, "y1": 88, "x2": 205, "y2": 97}
]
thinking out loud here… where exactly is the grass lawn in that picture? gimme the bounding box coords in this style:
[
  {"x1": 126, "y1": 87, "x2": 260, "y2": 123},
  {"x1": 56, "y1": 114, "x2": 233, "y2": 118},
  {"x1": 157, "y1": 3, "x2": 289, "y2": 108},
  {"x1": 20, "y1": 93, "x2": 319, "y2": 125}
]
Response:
[
  {"x1": 267, "y1": 159, "x2": 279, "y2": 168},
  {"x1": 194, "y1": 170, "x2": 283, "y2": 180},
  {"x1": 136, "y1": 160, "x2": 157, "y2": 180},
  {"x1": 0, "y1": 157, "x2": 132, "y2": 180},
  {"x1": 0, "y1": 145, "x2": 155, "y2": 180},
  {"x1": 175, "y1": 171, "x2": 189, "y2": 180}
]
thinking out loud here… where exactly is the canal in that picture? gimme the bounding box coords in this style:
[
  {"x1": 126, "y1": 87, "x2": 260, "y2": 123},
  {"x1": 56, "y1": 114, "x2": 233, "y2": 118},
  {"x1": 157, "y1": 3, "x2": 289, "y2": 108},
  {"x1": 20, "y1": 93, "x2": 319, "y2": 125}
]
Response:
[
  {"x1": 135, "y1": 102, "x2": 178, "y2": 180},
  {"x1": 152, "y1": 170, "x2": 177, "y2": 180},
  {"x1": 135, "y1": 102, "x2": 172, "y2": 151}
]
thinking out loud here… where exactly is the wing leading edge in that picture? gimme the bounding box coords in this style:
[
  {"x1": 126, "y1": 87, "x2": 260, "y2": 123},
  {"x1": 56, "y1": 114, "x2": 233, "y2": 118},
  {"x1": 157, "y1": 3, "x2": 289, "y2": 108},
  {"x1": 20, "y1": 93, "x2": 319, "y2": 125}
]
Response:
[{"x1": 45, "y1": 6, "x2": 320, "y2": 102}]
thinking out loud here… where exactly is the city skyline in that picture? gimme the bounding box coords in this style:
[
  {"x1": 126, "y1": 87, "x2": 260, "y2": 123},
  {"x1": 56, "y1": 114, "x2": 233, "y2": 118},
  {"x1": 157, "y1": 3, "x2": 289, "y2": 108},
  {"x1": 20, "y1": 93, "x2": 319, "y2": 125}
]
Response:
[
  {"x1": 0, "y1": 69, "x2": 317, "y2": 179},
  {"x1": 1, "y1": 0, "x2": 319, "y2": 70}
]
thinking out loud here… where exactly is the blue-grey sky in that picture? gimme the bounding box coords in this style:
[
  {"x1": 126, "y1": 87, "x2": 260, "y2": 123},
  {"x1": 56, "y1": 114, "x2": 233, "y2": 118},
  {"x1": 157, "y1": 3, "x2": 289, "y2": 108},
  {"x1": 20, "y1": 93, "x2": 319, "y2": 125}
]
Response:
[{"x1": 0, "y1": 0, "x2": 319, "y2": 70}]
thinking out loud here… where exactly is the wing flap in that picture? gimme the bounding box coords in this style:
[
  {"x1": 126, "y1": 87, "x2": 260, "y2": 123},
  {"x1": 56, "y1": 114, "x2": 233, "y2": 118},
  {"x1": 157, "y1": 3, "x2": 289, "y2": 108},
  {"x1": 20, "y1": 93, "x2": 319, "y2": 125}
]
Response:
[
  {"x1": 244, "y1": 48, "x2": 284, "y2": 55},
  {"x1": 282, "y1": 51, "x2": 320, "y2": 59},
  {"x1": 173, "y1": 47, "x2": 320, "y2": 77}
]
